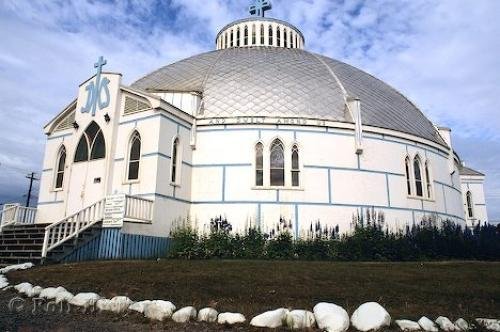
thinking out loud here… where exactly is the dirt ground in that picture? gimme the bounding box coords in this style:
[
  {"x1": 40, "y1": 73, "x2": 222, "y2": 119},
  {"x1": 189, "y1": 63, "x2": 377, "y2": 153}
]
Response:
[{"x1": 1, "y1": 260, "x2": 499, "y2": 331}]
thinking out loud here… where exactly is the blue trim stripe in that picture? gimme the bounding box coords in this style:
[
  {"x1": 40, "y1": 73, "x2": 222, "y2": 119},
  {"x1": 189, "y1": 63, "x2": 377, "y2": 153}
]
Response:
[
  {"x1": 119, "y1": 113, "x2": 191, "y2": 130},
  {"x1": 294, "y1": 204, "x2": 299, "y2": 239},
  {"x1": 42, "y1": 168, "x2": 53, "y2": 172},
  {"x1": 47, "y1": 133, "x2": 72, "y2": 141},
  {"x1": 222, "y1": 166, "x2": 226, "y2": 201},
  {"x1": 142, "y1": 152, "x2": 171, "y2": 159},
  {"x1": 197, "y1": 126, "x2": 449, "y2": 158},
  {"x1": 304, "y1": 165, "x2": 405, "y2": 177},
  {"x1": 190, "y1": 163, "x2": 252, "y2": 168},
  {"x1": 435, "y1": 180, "x2": 461, "y2": 194},
  {"x1": 386, "y1": 173, "x2": 391, "y2": 207},
  {"x1": 38, "y1": 200, "x2": 64, "y2": 205}
]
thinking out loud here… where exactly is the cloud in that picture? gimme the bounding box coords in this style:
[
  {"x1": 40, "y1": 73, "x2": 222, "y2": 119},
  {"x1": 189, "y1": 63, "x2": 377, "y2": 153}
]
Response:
[{"x1": 0, "y1": 0, "x2": 498, "y2": 220}]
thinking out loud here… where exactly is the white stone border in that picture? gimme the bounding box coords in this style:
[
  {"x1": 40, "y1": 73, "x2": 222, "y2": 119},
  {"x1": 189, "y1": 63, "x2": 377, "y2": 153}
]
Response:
[{"x1": 1, "y1": 263, "x2": 499, "y2": 331}]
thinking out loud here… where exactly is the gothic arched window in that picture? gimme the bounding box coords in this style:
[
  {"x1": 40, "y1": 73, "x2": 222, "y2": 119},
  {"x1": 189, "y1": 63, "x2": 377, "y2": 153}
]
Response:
[
  {"x1": 289, "y1": 30, "x2": 293, "y2": 48},
  {"x1": 405, "y1": 156, "x2": 411, "y2": 195},
  {"x1": 268, "y1": 25, "x2": 273, "y2": 45},
  {"x1": 284, "y1": 28, "x2": 288, "y2": 47},
  {"x1": 244, "y1": 25, "x2": 248, "y2": 46},
  {"x1": 55, "y1": 146, "x2": 66, "y2": 189},
  {"x1": 236, "y1": 27, "x2": 241, "y2": 47},
  {"x1": 230, "y1": 29, "x2": 233, "y2": 47},
  {"x1": 252, "y1": 24, "x2": 256, "y2": 45},
  {"x1": 260, "y1": 24, "x2": 265, "y2": 44},
  {"x1": 466, "y1": 191, "x2": 474, "y2": 218},
  {"x1": 224, "y1": 32, "x2": 228, "y2": 48},
  {"x1": 425, "y1": 161, "x2": 432, "y2": 198},
  {"x1": 291, "y1": 144, "x2": 300, "y2": 187},
  {"x1": 413, "y1": 156, "x2": 423, "y2": 197},
  {"x1": 127, "y1": 131, "x2": 141, "y2": 181},
  {"x1": 255, "y1": 142, "x2": 263, "y2": 186},
  {"x1": 277, "y1": 26, "x2": 281, "y2": 46},
  {"x1": 74, "y1": 121, "x2": 105, "y2": 162},
  {"x1": 170, "y1": 137, "x2": 180, "y2": 184},
  {"x1": 270, "y1": 139, "x2": 285, "y2": 186}
]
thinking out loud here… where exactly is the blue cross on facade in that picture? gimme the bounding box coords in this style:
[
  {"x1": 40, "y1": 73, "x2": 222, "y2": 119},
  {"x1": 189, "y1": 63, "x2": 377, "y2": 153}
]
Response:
[
  {"x1": 249, "y1": 0, "x2": 272, "y2": 17},
  {"x1": 81, "y1": 56, "x2": 111, "y2": 116}
]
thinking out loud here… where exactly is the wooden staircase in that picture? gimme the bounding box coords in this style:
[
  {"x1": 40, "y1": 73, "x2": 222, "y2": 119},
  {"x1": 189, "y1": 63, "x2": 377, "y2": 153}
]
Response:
[
  {"x1": 0, "y1": 224, "x2": 48, "y2": 265},
  {"x1": 0, "y1": 223, "x2": 103, "y2": 265}
]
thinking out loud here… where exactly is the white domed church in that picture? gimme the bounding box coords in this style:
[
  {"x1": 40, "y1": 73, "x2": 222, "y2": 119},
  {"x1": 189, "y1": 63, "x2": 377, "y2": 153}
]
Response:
[{"x1": 9, "y1": 3, "x2": 488, "y2": 261}]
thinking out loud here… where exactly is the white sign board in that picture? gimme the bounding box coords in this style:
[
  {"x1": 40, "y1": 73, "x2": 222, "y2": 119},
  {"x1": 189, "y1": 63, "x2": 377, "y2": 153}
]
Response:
[{"x1": 103, "y1": 193, "x2": 126, "y2": 227}]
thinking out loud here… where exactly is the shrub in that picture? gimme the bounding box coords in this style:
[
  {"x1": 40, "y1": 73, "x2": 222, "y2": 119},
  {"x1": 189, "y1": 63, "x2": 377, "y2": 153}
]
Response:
[{"x1": 167, "y1": 216, "x2": 500, "y2": 261}]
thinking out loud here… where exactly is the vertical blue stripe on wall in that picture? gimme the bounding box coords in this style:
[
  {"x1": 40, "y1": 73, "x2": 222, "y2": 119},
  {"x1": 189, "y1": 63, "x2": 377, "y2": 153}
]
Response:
[
  {"x1": 294, "y1": 204, "x2": 299, "y2": 239},
  {"x1": 62, "y1": 227, "x2": 171, "y2": 263}
]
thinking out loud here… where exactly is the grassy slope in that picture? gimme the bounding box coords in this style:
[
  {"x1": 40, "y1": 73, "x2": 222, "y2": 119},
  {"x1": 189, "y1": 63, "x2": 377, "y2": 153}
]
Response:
[{"x1": 8, "y1": 260, "x2": 500, "y2": 320}]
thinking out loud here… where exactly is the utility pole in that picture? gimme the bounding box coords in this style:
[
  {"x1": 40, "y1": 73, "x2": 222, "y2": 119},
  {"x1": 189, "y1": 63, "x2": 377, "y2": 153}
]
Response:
[{"x1": 25, "y1": 172, "x2": 39, "y2": 207}]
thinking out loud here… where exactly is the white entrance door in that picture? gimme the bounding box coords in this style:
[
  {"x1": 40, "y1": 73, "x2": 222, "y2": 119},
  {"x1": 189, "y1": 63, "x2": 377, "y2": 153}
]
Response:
[{"x1": 65, "y1": 121, "x2": 108, "y2": 216}]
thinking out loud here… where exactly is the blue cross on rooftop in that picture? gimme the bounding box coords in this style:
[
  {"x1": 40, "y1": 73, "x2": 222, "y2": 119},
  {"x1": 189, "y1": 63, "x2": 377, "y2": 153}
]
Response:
[{"x1": 249, "y1": 0, "x2": 272, "y2": 17}]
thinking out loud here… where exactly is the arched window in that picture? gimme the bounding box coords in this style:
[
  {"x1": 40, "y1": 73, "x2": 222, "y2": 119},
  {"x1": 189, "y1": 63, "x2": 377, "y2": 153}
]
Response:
[
  {"x1": 260, "y1": 24, "x2": 265, "y2": 44},
  {"x1": 295, "y1": 34, "x2": 298, "y2": 48},
  {"x1": 425, "y1": 161, "x2": 432, "y2": 199},
  {"x1": 289, "y1": 30, "x2": 293, "y2": 48},
  {"x1": 236, "y1": 27, "x2": 240, "y2": 47},
  {"x1": 270, "y1": 139, "x2": 285, "y2": 186},
  {"x1": 284, "y1": 28, "x2": 288, "y2": 48},
  {"x1": 413, "y1": 157, "x2": 423, "y2": 197},
  {"x1": 291, "y1": 144, "x2": 300, "y2": 187},
  {"x1": 224, "y1": 32, "x2": 228, "y2": 48},
  {"x1": 268, "y1": 25, "x2": 273, "y2": 45},
  {"x1": 127, "y1": 131, "x2": 141, "y2": 181},
  {"x1": 277, "y1": 26, "x2": 281, "y2": 46},
  {"x1": 405, "y1": 157, "x2": 411, "y2": 195},
  {"x1": 55, "y1": 146, "x2": 66, "y2": 189},
  {"x1": 252, "y1": 24, "x2": 256, "y2": 45},
  {"x1": 230, "y1": 29, "x2": 233, "y2": 47},
  {"x1": 170, "y1": 137, "x2": 180, "y2": 184},
  {"x1": 466, "y1": 191, "x2": 474, "y2": 218},
  {"x1": 244, "y1": 25, "x2": 248, "y2": 46},
  {"x1": 255, "y1": 143, "x2": 263, "y2": 186},
  {"x1": 74, "y1": 121, "x2": 105, "y2": 162}
]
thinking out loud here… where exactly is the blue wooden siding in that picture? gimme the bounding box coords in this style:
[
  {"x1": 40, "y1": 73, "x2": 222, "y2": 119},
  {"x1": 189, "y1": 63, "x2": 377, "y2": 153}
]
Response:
[{"x1": 63, "y1": 228, "x2": 171, "y2": 262}]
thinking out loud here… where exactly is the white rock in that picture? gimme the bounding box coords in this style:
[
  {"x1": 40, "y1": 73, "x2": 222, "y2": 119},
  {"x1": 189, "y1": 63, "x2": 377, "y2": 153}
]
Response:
[
  {"x1": 0, "y1": 262, "x2": 34, "y2": 274},
  {"x1": 396, "y1": 319, "x2": 421, "y2": 331},
  {"x1": 455, "y1": 318, "x2": 470, "y2": 331},
  {"x1": 55, "y1": 290, "x2": 74, "y2": 304},
  {"x1": 40, "y1": 286, "x2": 67, "y2": 300},
  {"x1": 418, "y1": 316, "x2": 439, "y2": 332},
  {"x1": 313, "y1": 302, "x2": 350, "y2": 332},
  {"x1": 285, "y1": 310, "x2": 316, "y2": 329},
  {"x1": 69, "y1": 292, "x2": 101, "y2": 308},
  {"x1": 172, "y1": 306, "x2": 197, "y2": 323},
  {"x1": 198, "y1": 307, "x2": 219, "y2": 323},
  {"x1": 0, "y1": 275, "x2": 8, "y2": 289},
  {"x1": 250, "y1": 308, "x2": 289, "y2": 328},
  {"x1": 14, "y1": 282, "x2": 33, "y2": 295},
  {"x1": 217, "y1": 312, "x2": 246, "y2": 325},
  {"x1": 436, "y1": 316, "x2": 458, "y2": 331},
  {"x1": 351, "y1": 302, "x2": 391, "y2": 332},
  {"x1": 26, "y1": 286, "x2": 43, "y2": 297},
  {"x1": 129, "y1": 300, "x2": 152, "y2": 314},
  {"x1": 96, "y1": 296, "x2": 134, "y2": 314},
  {"x1": 476, "y1": 319, "x2": 500, "y2": 331},
  {"x1": 143, "y1": 300, "x2": 176, "y2": 321}
]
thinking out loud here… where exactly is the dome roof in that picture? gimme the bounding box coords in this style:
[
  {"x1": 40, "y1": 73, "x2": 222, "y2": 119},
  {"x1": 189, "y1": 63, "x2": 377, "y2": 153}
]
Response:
[{"x1": 132, "y1": 47, "x2": 445, "y2": 146}]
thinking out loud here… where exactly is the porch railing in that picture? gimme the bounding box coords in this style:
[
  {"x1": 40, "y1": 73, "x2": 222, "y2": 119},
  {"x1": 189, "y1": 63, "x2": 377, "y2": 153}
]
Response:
[
  {"x1": 124, "y1": 195, "x2": 154, "y2": 223},
  {"x1": 41, "y1": 199, "x2": 106, "y2": 258},
  {"x1": 0, "y1": 204, "x2": 37, "y2": 231}
]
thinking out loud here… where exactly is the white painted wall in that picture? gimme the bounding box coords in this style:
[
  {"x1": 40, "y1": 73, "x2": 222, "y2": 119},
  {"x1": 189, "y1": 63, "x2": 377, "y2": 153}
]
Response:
[{"x1": 460, "y1": 174, "x2": 488, "y2": 226}]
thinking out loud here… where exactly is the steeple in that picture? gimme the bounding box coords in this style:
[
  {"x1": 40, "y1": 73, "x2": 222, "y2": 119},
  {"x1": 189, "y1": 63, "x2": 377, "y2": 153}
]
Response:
[{"x1": 215, "y1": 1, "x2": 304, "y2": 50}]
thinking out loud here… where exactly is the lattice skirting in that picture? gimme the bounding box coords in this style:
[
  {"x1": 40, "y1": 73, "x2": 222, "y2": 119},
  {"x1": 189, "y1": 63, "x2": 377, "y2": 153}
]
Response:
[{"x1": 62, "y1": 228, "x2": 171, "y2": 262}]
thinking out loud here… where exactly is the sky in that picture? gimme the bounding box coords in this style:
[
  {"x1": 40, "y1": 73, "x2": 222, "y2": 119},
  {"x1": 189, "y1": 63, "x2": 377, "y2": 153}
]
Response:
[{"x1": 0, "y1": 0, "x2": 498, "y2": 220}]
